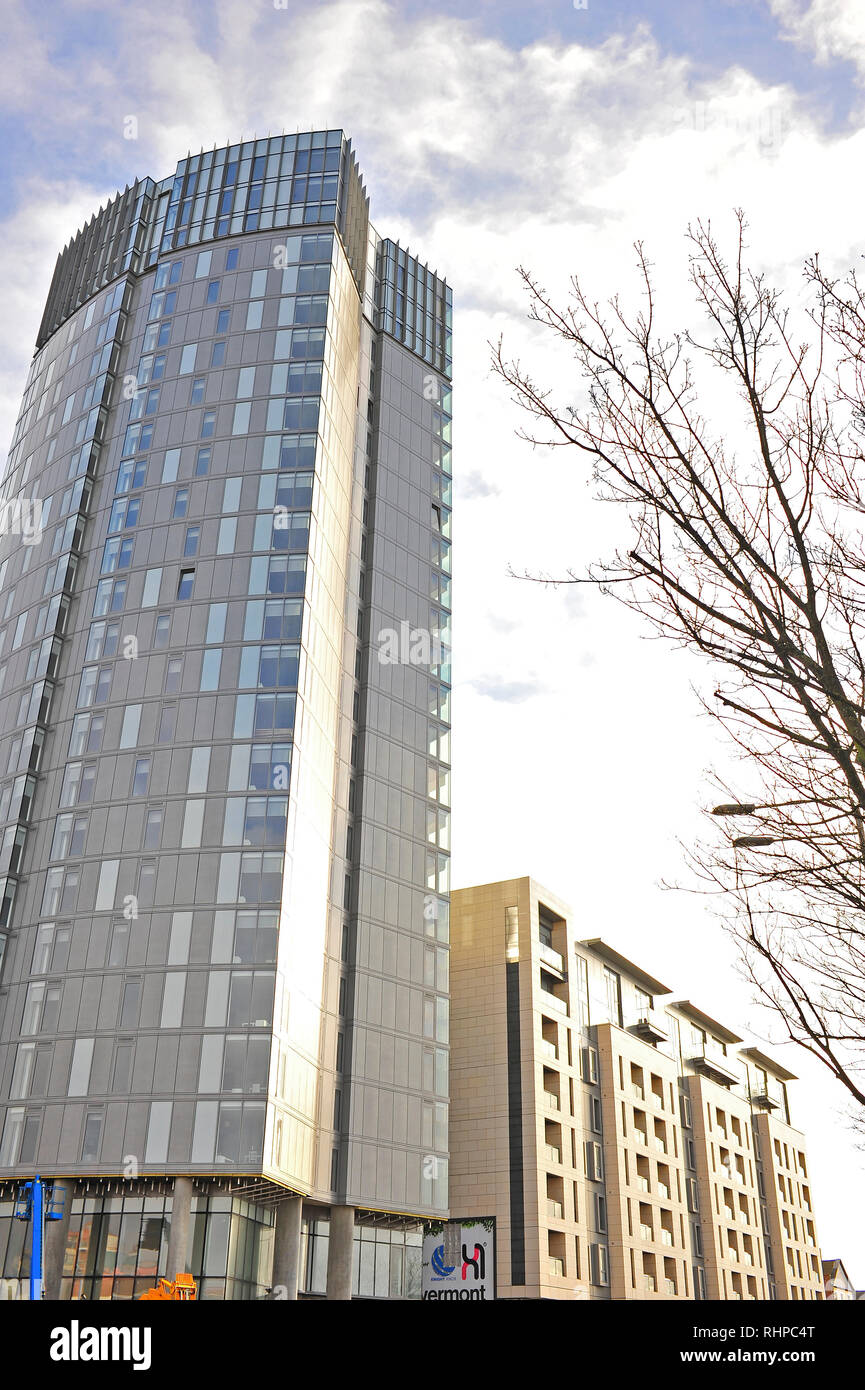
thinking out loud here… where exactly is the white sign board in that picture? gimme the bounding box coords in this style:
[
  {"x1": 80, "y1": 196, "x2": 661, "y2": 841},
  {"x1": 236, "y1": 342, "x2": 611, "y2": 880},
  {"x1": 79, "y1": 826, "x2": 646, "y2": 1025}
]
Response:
[{"x1": 422, "y1": 1218, "x2": 495, "y2": 1301}]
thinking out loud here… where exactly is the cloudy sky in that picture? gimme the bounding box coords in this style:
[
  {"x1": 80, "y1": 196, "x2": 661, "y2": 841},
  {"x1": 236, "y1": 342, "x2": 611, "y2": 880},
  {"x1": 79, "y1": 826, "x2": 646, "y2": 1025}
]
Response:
[{"x1": 3, "y1": 0, "x2": 865, "y2": 1281}]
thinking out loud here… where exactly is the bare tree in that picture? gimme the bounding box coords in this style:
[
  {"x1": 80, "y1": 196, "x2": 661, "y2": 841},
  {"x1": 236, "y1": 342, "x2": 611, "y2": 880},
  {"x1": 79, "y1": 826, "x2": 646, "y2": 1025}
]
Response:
[{"x1": 492, "y1": 212, "x2": 865, "y2": 1112}]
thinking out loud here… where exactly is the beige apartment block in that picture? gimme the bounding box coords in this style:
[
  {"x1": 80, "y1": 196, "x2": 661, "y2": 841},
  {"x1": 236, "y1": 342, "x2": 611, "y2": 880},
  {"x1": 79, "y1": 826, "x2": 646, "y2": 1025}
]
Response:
[
  {"x1": 451, "y1": 876, "x2": 828, "y2": 1301},
  {"x1": 449, "y1": 878, "x2": 596, "y2": 1299},
  {"x1": 685, "y1": 1068, "x2": 769, "y2": 1301},
  {"x1": 753, "y1": 1108, "x2": 823, "y2": 1299},
  {"x1": 596, "y1": 1016, "x2": 693, "y2": 1299}
]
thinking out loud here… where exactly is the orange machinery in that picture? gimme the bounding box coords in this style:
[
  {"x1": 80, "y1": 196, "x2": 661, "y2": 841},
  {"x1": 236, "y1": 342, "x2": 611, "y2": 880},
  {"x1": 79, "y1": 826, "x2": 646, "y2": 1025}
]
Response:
[{"x1": 139, "y1": 1273, "x2": 197, "y2": 1300}]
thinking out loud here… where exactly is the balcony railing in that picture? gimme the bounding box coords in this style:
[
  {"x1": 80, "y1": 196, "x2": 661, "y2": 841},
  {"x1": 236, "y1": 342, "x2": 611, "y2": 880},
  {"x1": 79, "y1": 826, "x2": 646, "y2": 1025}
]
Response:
[
  {"x1": 636, "y1": 1176, "x2": 650, "y2": 1193},
  {"x1": 539, "y1": 1039, "x2": 558, "y2": 1060},
  {"x1": 539, "y1": 941, "x2": 565, "y2": 975},
  {"x1": 643, "y1": 1276, "x2": 656, "y2": 1293},
  {"x1": 540, "y1": 988, "x2": 568, "y2": 1014},
  {"x1": 661, "y1": 1230, "x2": 674, "y2": 1246},
  {"x1": 544, "y1": 1144, "x2": 562, "y2": 1165},
  {"x1": 549, "y1": 1258, "x2": 564, "y2": 1278},
  {"x1": 657, "y1": 1183, "x2": 671, "y2": 1200},
  {"x1": 630, "y1": 1015, "x2": 668, "y2": 1044},
  {"x1": 544, "y1": 1092, "x2": 560, "y2": 1111},
  {"x1": 547, "y1": 1199, "x2": 563, "y2": 1220},
  {"x1": 665, "y1": 1279, "x2": 677, "y2": 1296},
  {"x1": 639, "y1": 1224, "x2": 653, "y2": 1242},
  {"x1": 688, "y1": 1051, "x2": 739, "y2": 1087}
]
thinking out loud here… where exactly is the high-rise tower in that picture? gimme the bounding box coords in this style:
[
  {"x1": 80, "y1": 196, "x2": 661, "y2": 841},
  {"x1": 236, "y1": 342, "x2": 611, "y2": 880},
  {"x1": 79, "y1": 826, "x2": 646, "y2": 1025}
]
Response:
[{"x1": 0, "y1": 130, "x2": 452, "y2": 1300}]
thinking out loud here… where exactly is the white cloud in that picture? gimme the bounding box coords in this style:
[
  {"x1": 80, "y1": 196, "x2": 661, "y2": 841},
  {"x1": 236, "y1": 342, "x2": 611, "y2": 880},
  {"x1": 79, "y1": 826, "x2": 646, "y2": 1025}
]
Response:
[{"x1": 770, "y1": 0, "x2": 865, "y2": 73}]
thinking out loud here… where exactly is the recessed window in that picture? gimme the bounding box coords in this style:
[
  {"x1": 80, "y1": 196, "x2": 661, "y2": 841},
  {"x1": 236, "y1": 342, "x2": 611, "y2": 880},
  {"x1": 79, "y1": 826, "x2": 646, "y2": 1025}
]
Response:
[
  {"x1": 154, "y1": 613, "x2": 171, "y2": 647},
  {"x1": 132, "y1": 758, "x2": 151, "y2": 796},
  {"x1": 195, "y1": 447, "x2": 211, "y2": 476},
  {"x1": 116, "y1": 458, "x2": 147, "y2": 493},
  {"x1": 177, "y1": 568, "x2": 195, "y2": 600},
  {"x1": 210, "y1": 340, "x2": 226, "y2": 368},
  {"x1": 143, "y1": 321, "x2": 171, "y2": 352},
  {"x1": 190, "y1": 377, "x2": 206, "y2": 405},
  {"x1": 108, "y1": 496, "x2": 140, "y2": 532},
  {"x1": 206, "y1": 280, "x2": 220, "y2": 304},
  {"x1": 144, "y1": 807, "x2": 163, "y2": 849},
  {"x1": 184, "y1": 526, "x2": 200, "y2": 557},
  {"x1": 172, "y1": 488, "x2": 189, "y2": 519},
  {"x1": 164, "y1": 657, "x2": 183, "y2": 693},
  {"x1": 154, "y1": 260, "x2": 182, "y2": 290},
  {"x1": 101, "y1": 536, "x2": 134, "y2": 573},
  {"x1": 81, "y1": 1111, "x2": 103, "y2": 1163},
  {"x1": 200, "y1": 410, "x2": 216, "y2": 438},
  {"x1": 157, "y1": 704, "x2": 177, "y2": 743},
  {"x1": 216, "y1": 309, "x2": 230, "y2": 333}
]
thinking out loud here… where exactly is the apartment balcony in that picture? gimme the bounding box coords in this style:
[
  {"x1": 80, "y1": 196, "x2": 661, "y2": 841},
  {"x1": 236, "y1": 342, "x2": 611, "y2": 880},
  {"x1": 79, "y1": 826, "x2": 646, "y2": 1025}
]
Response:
[
  {"x1": 539, "y1": 1039, "x2": 558, "y2": 1061},
  {"x1": 544, "y1": 1144, "x2": 562, "y2": 1165},
  {"x1": 544, "y1": 1091, "x2": 560, "y2": 1111},
  {"x1": 547, "y1": 1199, "x2": 564, "y2": 1221},
  {"x1": 688, "y1": 1052, "x2": 739, "y2": 1087},
  {"x1": 630, "y1": 1015, "x2": 668, "y2": 1045},
  {"x1": 539, "y1": 941, "x2": 566, "y2": 977},
  {"x1": 751, "y1": 1091, "x2": 780, "y2": 1112},
  {"x1": 540, "y1": 988, "x2": 568, "y2": 1015}
]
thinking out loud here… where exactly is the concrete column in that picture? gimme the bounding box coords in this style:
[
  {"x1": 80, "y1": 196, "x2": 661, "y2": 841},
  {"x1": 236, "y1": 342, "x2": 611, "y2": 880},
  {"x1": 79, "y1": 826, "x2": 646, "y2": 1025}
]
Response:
[
  {"x1": 166, "y1": 1177, "x2": 194, "y2": 1278},
  {"x1": 325, "y1": 1205, "x2": 355, "y2": 1300},
  {"x1": 44, "y1": 1180, "x2": 73, "y2": 1300},
  {"x1": 272, "y1": 1196, "x2": 302, "y2": 1299}
]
